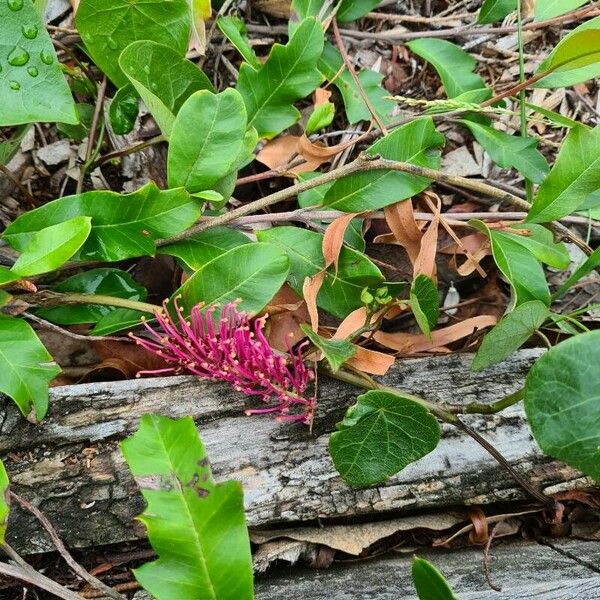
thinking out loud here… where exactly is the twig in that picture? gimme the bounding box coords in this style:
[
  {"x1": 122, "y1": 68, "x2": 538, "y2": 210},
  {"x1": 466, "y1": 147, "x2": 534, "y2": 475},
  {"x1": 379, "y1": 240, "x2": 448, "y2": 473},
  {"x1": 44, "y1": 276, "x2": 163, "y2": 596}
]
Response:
[
  {"x1": 23, "y1": 313, "x2": 132, "y2": 343},
  {"x1": 9, "y1": 492, "x2": 126, "y2": 600},
  {"x1": 94, "y1": 135, "x2": 165, "y2": 168},
  {"x1": 0, "y1": 163, "x2": 36, "y2": 208},
  {"x1": 483, "y1": 522, "x2": 503, "y2": 592},
  {"x1": 13, "y1": 292, "x2": 159, "y2": 314}
]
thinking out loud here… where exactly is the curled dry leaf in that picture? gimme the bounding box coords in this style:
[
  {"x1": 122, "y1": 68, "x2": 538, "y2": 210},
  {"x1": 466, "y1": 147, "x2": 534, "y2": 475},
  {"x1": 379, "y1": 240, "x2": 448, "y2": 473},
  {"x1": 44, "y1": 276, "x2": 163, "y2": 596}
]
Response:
[
  {"x1": 91, "y1": 339, "x2": 169, "y2": 380},
  {"x1": 412, "y1": 195, "x2": 441, "y2": 280},
  {"x1": 264, "y1": 285, "x2": 310, "y2": 352},
  {"x1": 256, "y1": 135, "x2": 322, "y2": 176},
  {"x1": 383, "y1": 199, "x2": 423, "y2": 266},
  {"x1": 346, "y1": 345, "x2": 395, "y2": 375},
  {"x1": 313, "y1": 88, "x2": 332, "y2": 106},
  {"x1": 302, "y1": 270, "x2": 326, "y2": 332},
  {"x1": 322, "y1": 211, "x2": 362, "y2": 274},
  {"x1": 333, "y1": 306, "x2": 369, "y2": 339}
]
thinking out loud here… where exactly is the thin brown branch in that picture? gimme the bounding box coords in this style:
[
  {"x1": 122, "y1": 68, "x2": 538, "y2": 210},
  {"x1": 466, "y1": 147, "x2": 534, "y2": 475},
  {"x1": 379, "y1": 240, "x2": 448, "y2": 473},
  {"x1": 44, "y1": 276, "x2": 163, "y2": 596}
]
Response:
[
  {"x1": 0, "y1": 163, "x2": 36, "y2": 208},
  {"x1": 23, "y1": 313, "x2": 132, "y2": 343}
]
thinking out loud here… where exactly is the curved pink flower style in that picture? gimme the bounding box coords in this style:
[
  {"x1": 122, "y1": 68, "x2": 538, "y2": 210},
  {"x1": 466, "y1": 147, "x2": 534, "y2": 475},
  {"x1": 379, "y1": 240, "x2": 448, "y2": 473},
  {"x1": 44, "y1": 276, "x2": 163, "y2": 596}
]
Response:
[{"x1": 129, "y1": 298, "x2": 316, "y2": 424}]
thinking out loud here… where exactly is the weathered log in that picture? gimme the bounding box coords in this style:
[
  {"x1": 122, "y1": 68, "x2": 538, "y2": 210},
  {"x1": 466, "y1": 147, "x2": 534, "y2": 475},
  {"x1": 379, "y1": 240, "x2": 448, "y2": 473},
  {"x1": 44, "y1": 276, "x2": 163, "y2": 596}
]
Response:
[{"x1": 0, "y1": 349, "x2": 590, "y2": 554}]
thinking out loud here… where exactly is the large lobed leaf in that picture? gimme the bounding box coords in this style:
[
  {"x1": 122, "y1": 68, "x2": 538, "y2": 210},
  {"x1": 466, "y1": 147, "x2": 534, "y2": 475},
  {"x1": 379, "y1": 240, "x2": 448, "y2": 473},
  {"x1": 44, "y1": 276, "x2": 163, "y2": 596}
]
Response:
[
  {"x1": 0, "y1": 0, "x2": 77, "y2": 125},
  {"x1": 121, "y1": 414, "x2": 253, "y2": 600}
]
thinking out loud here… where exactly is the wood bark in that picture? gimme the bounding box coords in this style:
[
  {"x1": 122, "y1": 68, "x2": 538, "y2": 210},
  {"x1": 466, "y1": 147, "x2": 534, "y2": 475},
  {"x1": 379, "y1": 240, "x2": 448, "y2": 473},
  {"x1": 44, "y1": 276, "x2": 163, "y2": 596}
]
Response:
[{"x1": 0, "y1": 349, "x2": 590, "y2": 554}]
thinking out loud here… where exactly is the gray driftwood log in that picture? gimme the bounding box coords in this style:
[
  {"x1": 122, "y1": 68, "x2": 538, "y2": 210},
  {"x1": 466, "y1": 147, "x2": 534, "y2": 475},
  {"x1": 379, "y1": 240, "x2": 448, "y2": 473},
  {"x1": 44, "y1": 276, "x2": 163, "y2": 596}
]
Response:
[{"x1": 0, "y1": 349, "x2": 590, "y2": 553}]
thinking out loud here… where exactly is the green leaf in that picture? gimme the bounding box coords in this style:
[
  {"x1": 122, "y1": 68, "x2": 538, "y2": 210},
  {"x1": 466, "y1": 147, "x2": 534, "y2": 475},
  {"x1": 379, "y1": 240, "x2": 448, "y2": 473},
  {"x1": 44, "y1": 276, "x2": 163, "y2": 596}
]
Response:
[
  {"x1": 0, "y1": 460, "x2": 8, "y2": 545},
  {"x1": 473, "y1": 301, "x2": 549, "y2": 371},
  {"x1": 478, "y1": 0, "x2": 516, "y2": 23},
  {"x1": 462, "y1": 119, "x2": 549, "y2": 184},
  {"x1": 257, "y1": 227, "x2": 383, "y2": 318},
  {"x1": 0, "y1": 267, "x2": 19, "y2": 287},
  {"x1": 0, "y1": 125, "x2": 31, "y2": 165},
  {"x1": 178, "y1": 243, "x2": 290, "y2": 314},
  {"x1": 236, "y1": 18, "x2": 324, "y2": 139},
  {"x1": 534, "y1": 0, "x2": 587, "y2": 20},
  {"x1": 121, "y1": 414, "x2": 253, "y2": 600},
  {"x1": 3, "y1": 183, "x2": 201, "y2": 262},
  {"x1": 318, "y1": 42, "x2": 396, "y2": 125},
  {"x1": 524, "y1": 330, "x2": 600, "y2": 482},
  {"x1": 306, "y1": 101, "x2": 335, "y2": 135},
  {"x1": 109, "y1": 85, "x2": 139, "y2": 135},
  {"x1": 553, "y1": 247, "x2": 600, "y2": 300},
  {"x1": 543, "y1": 28, "x2": 600, "y2": 72},
  {"x1": 412, "y1": 557, "x2": 459, "y2": 600},
  {"x1": 337, "y1": 0, "x2": 382, "y2": 21},
  {"x1": 57, "y1": 103, "x2": 95, "y2": 141},
  {"x1": 527, "y1": 125, "x2": 600, "y2": 223},
  {"x1": 0, "y1": 315, "x2": 60, "y2": 421},
  {"x1": 300, "y1": 325, "x2": 356, "y2": 372},
  {"x1": 407, "y1": 39, "x2": 487, "y2": 99},
  {"x1": 11, "y1": 216, "x2": 92, "y2": 277},
  {"x1": 525, "y1": 101, "x2": 583, "y2": 129},
  {"x1": 329, "y1": 390, "x2": 440, "y2": 487},
  {"x1": 76, "y1": 0, "x2": 191, "y2": 88},
  {"x1": 167, "y1": 89, "x2": 249, "y2": 193},
  {"x1": 36, "y1": 268, "x2": 146, "y2": 325},
  {"x1": 410, "y1": 274, "x2": 439, "y2": 337},
  {"x1": 506, "y1": 224, "x2": 570, "y2": 269},
  {"x1": 119, "y1": 41, "x2": 213, "y2": 139},
  {"x1": 0, "y1": 0, "x2": 77, "y2": 125},
  {"x1": 160, "y1": 227, "x2": 250, "y2": 271},
  {"x1": 321, "y1": 117, "x2": 445, "y2": 212},
  {"x1": 217, "y1": 16, "x2": 260, "y2": 69}
]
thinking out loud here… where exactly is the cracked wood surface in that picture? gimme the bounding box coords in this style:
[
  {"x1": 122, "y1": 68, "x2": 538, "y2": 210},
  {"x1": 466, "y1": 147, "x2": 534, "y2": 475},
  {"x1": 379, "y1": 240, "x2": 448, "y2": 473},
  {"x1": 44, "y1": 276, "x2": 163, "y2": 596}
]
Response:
[{"x1": 0, "y1": 349, "x2": 590, "y2": 553}]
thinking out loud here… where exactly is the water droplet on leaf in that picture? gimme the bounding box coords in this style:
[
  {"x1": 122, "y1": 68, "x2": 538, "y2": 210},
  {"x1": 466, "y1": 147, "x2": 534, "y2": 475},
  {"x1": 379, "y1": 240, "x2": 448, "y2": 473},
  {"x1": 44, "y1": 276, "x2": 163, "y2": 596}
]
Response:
[
  {"x1": 7, "y1": 46, "x2": 29, "y2": 67},
  {"x1": 9, "y1": 81, "x2": 21, "y2": 90},
  {"x1": 21, "y1": 24, "x2": 38, "y2": 39},
  {"x1": 40, "y1": 49, "x2": 54, "y2": 65},
  {"x1": 7, "y1": 0, "x2": 24, "y2": 11},
  {"x1": 107, "y1": 38, "x2": 119, "y2": 50},
  {"x1": 27, "y1": 66, "x2": 38, "y2": 77}
]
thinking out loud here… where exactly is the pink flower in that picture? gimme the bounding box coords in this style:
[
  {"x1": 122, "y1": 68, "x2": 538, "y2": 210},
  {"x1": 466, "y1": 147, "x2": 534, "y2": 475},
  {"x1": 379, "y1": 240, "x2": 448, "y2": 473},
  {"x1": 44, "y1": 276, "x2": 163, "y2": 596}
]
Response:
[{"x1": 129, "y1": 298, "x2": 316, "y2": 424}]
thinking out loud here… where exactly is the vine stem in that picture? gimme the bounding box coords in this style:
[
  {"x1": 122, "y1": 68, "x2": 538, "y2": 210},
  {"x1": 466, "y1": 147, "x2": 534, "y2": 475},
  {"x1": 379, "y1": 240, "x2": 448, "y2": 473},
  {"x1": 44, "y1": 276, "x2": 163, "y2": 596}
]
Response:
[{"x1": 15, "y1": 292, "x2": 159, "y2": 314}]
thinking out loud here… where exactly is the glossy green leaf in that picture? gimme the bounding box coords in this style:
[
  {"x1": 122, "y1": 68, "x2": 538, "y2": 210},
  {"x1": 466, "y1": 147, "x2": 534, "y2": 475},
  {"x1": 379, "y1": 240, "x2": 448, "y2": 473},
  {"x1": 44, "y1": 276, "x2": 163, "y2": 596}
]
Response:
[
  {"x1": 535, "y1": 0, "x2": 587, "y2": 20},
  {"x1": 412, "y1": 558, "x2": 459, "y2": 600},
  {"x1": 478, "y1": 0, "x2": 516, "y2": 23},
  {"x1": 178, "y1": 243, "x2": 290, "y2": 315},
  {"x1": 525, "y1": 331, "x2": 600, "y2": 482},
  {"x1": 462, "y1": 120, "x2": 549, "y2": 184},
  {"x1": 11, "y1": 216, "x2": 92, "y2": 277},
  {"x1": 337, "y1": 0, "x2": 382, "y2": 21},
  {"x1": 0, "y1": 315, "x2": 60, "y2": 421},
  {"x1": 76, "y1": 0, "x2": 191, "y2": 88},
  {"x1": 0, "y1": 0, "x2": 77, "y2": 125},
  {"x1": 553, "y1": 247, "x2": 600, "y2": 300},
  {"x1": 3, "y1": 183, "x2": 201, "y2": 262},
  {"x1": 0, "y1": 267, "x2": 19, "y2": 287},
  {"x1": 160, "y1": 227, "x2": 250, "y2": 271},
  {"x1": 319, "y1": 42, "x2": 396, "y2": 125},
  {"x1": 543, "y1": 29, "x2": 600, "y2": 73},
  {"x1": 167, "y1": 89, "x2": 249, "y2": 193},
  {"x1": 407, "y1": 39, "x2": 487, "y2": 98},
  {"x1": 410, "y1": 274, "x2": 439, "y2": 337},
  {"x1": 473, "y1": 301, "x2": 549, "y2": 371},
  {"x1": 329, "y1": 390, "x2": 440, "y2": 487},
  {"x1": 321, "y1": 117, "x2": 445, "y2": 212},
  {"x1": 120, "y1": 41, "x2": 213, "y2": 139},
  {"x1": 506, "y1": 224, "x2": 569, "y2": 269},
  {"x1": 236, "y1": 18, "x2": 324, "y2": 139},
  {"x1": 121, "y1": 414, "x2": 253, "y2": 600},
  {"x1": 217, "y1": 16, "x2": 260, "y2": 69},
  {"x1": 527, "y1": 125, "x2": 600, "y2": 223},
  {"x1": 109, "y1": 85, "x2": 139, "y2": 135},
  {"x1": 300, "y1": 325, "x2": 356, "y2": 372},
  {"x1": 57, "y1": 103, "x2": 95, "y2": 141},
  {"x1": 306, "y1": 101, "x2": 335, "y2": 135},
  {"x1": 36, "y1": 268, "x2": 146, "y2": 325},
  {"x1": 0, "y1": 460, "x2": 8, "y2": 545},
  {"x1": 257, "y1": 227, "x2": 383, "y2": 318}
]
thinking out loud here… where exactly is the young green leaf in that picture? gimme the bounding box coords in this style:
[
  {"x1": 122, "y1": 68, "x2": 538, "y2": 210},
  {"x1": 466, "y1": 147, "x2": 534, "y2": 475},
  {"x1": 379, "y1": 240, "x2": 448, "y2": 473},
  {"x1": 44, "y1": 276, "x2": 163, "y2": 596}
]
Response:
[
  {"x1": 257, "y1": 227, "x2": 384, "y2": 318},
  {"x1": 524, "y1": 330, "x2": 600, "y2": 482},
  {"x1": 462, "y1": 120, "x2": 549, "y2": 184},
  {"x1": 329, "y1": 390, "x2": 440, "y2": 487},
  {"x1": 473, "y1": 301, "x2": 549, "y2": 371},
  {"x1": 337, "y1": 0, "x2": 383, "y2": 22},
  {"x1": 217, "y1": 16, "x2": 260, "y2": 69},
  {"x1": 527, "y1": 125, "x2": 600, "y2": 223},
  {"x1": 412, "y1": 557, "x2": 459, "y2": 600},
  {"x1": 410, "y1": 274, "x2": 440, "y2": 337},
  {"x1": 3, "y1": 183, "x2": 201, "y2": 262},
  {"x1": 306, "y1": 101, "x2": 335, "y2": 135},
  {"x1": 552, "y1": 247, "x2": 600, "y2": 300},
  {"x1": 0, "y1": 460, "x2": 8, "y2": 545},
  {"x1": 407, "y1": 39, "x2": 487, "y2": 98},
  {"x1": 321, "y1": 117, "x2": 445, "y2": 212},
  {"x1": 76, "y1": 0, "x2": 191, "y2": 88},
  {"x1": 478, "y1": 0, "x2": 516, "y2": 23},
  {"x1": 167, "y1": 89, "x2": 249, "y2": 193},
  {"x1": 119, "y1": 41, "x2": 213, "y2": 139},
  {"x1": 0, "y1": 0, "x2": 77, "y2": 126},
  {"x1": 121, "y1": 414, "x2": 253, "y2": 600},
  {"x1": 300, "y1": 325, "x2": 356, "y2": 372},
  {"x1": 506, "y1": 224, "x2": 569, "y2": 269},
  {"x1": 11, "y1": 216, "x2": 92, "y2": 277},
  {"x1": 57, "y1": 103, "x2": 95, "y2": 141},
  {"x1": 109, "y1": 85, "x2": 139, "y2": 135},
  {"x1": 0, "y1": 315, "x2": 61, "y2": 421},
  {"x1": 178, "y1": 243, "x2": 290, "y2": 315},
  {"x1": 534, "y1": 0, "x2": 587, "y2": 21},
  {"x1": 236, "y1": 18, "x2": 324, "y2": 139}
]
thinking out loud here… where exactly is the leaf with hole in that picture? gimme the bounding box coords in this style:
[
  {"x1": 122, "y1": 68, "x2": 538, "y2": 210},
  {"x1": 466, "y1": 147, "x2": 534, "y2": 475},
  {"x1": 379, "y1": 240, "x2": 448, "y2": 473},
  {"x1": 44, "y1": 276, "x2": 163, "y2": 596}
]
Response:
[
  {"x1": 525, "y1": 330, "x2": 600, "y2": 482},
  {"x1": 300, "y1": 325, "x2": 356, "y2": 372},
  {"x1": 329, "y1": 390, "x2": 440, "y2": 487},
  {"x1": 121, "y1": 414, "x2": 253, "y2": 600},
  {"x1": 410, "y1": 274, "x2": 440, "y2": 337}
]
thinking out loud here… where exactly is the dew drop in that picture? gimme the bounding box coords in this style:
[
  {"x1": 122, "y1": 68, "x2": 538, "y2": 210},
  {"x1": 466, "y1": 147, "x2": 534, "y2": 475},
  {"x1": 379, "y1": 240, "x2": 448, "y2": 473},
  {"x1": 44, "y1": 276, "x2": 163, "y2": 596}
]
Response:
[
  {"x1": 21, "y1": 24, "x2": 38, "y2": 39},
  {"x1": 7, "y1": 46, "x2": 30, "y2": 67},
  {"x1": 27, "y1": 66, "x2": 38, "y2": 77},
  {"x1": 40, "y1": 49, "x2": 54, "y2": 65},
  {"x1": 107, "y1": 37, "x2": 119, "y2": 50},
  {"x1": 9, "y1": 81, "x2": 21, "y2": 90},
  {"x1": 7, "y1": 0, "x2": 24, "y2": 11}
]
